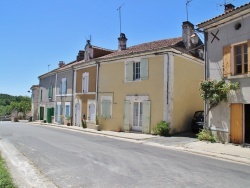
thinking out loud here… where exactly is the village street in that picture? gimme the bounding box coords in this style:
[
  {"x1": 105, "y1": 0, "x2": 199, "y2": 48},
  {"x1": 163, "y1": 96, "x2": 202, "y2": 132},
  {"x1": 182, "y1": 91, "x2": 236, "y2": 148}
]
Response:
[{"x1": 0, "y1": 121, "x2": 250, "y2": 188}]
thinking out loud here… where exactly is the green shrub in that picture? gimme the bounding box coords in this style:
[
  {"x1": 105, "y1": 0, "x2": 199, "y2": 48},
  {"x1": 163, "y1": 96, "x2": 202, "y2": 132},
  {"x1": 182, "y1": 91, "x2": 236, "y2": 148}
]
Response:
[
  {"x1": 153, "y1": 121, "x2": 171, "y2": 137},
  {"x1": 81, "y1": 120, "x2": 87, "y2": 128},
  {"x1": 197, "y1": 129, "x2": 216, "y2": 143}
]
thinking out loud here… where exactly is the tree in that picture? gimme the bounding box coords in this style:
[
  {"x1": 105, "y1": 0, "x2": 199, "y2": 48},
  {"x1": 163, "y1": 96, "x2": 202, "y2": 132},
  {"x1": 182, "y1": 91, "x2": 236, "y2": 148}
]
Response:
[{"x1": 199, "y1": 79, "x2": 239, "y2": 119}]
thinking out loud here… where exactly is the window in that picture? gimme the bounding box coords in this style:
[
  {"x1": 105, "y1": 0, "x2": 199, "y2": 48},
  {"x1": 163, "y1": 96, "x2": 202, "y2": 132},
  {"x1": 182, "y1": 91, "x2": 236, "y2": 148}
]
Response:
[
  {"x1": 125, "y1": 58, "x2": 148, "y2": 81},
  {"x1": 133, "y1": 62, "x2": 140, "y2": 80},
  {"x1": 234, "y1": 43, "x2": 248, "y2": 75},
  {"x1": 60, "y1": 78, "x2": 67, "y2": 94},
  {"x1": 40, "y1": 89, "x2": 42, "y2": 102},
  {"x1": 101, "y1": 96, "x2": 112, "y2": 118},
  {"x1": 223, "y1": 41, "x2": 250, "y2": 77},
  {"x1": 48, "y1": 86, "x2": 53, "y2": 99},
  {"x1": 82, "y1": 72, "x2": 89, "y2": 93}
]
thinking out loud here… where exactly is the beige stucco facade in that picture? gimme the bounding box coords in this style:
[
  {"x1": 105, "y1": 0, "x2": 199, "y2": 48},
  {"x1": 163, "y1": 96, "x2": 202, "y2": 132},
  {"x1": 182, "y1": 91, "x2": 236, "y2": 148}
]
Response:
[
  {"x1": 98, "y1": 52, "x2": 204, "y2": 133},
  {"x1": 74, "y1": 62, "x2": 97, "y2": 127},
  {"x1": 98, "y1": 55, "x2": 164, "y2": 131},
  {"x1": 172, "y1": 55, "x2": 204, "y2": 133}
]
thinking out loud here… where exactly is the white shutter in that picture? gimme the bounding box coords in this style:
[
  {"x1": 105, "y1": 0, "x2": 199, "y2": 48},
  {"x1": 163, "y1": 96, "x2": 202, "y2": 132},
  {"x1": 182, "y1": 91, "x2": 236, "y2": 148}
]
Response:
[
  {"x1": 140, "y1": 58, "x2": 148, "y2": 80},
  {"x1": 126, "y1": 61, "x2": 134, "y2": 81},
  {"x1": 124, "y1": 100, "x2": 130, "y2": 131},
  {"x1": 142, "y1": 101, "x2": 151, "y2": 133},
  {"x1": 101, "y1": 100, "x2": 111, "y2": 118}
]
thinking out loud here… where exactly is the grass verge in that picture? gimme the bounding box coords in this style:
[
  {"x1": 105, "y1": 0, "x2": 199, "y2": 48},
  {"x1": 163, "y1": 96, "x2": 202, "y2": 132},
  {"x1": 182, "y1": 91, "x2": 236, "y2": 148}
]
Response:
[{"x1": 0, "y1": 154, "x2": 16, "y2": 188}]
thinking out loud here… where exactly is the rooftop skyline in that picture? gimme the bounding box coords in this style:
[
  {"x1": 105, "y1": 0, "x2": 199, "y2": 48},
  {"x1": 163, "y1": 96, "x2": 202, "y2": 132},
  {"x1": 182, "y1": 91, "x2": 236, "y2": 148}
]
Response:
[{"x1": 0, "y1": 0, "x2": 249, "y2": 96}]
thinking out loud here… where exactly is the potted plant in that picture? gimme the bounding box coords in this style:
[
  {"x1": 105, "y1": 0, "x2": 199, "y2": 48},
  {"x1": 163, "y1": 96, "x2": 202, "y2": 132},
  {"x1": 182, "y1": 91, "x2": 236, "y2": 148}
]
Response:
[{"x1": 66, "y1": 116, "x2": 71, "y2": 126}]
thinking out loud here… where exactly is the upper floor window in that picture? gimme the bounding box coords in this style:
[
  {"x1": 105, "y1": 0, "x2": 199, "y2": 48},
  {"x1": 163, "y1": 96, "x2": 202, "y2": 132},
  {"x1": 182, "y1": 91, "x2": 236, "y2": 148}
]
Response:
[
  {"x1": 133, "y1": 62, "x2": 140, "y2": 80},
  {"x1": 234, "y1": 43, "x2": 248, "y2": 75},
  {"x1": 125, "y1": 58, "x2": 148, "y2": 82},
  {"x1": 82, "y1": 72, "x2": 89, "y2": 93},
  {"x1": 48, "y1": 86, "x2": 53, "y2": 99},
  {"x1": 40, "y1": 89, "x2": 42, "y2": 102},
  {"x1": 59, "y1": 78, "x2": 67, "y2": 94},
  {"x1": 223, "y1": 41, "x2": 250, "y2": 77}
]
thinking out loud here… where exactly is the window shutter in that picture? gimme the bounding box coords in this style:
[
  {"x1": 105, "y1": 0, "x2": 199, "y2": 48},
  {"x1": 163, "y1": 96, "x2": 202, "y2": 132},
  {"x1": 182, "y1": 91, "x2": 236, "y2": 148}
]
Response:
[
  {"x1": 126, "y1": 61, "x2": 133, "y2": 81},
  {"x1": 142, "y1": 101, "x2": 151, "y2": 134},
  {"x1": 140, "y1": 58, "x2": 149, "y2": 80},
  {"x1": 101, "y1": 100, "x2": 111, "y2": 118},
  {"x1": 248, "y1": 40, "x2": 250, "y2": 73},
  {"x1": 223, "y1": 45, "x2": 231, "y2": 77},
  {"x1": 60, "y1": 105, "x2": 62, "y2": 115},
  {"x1": 65, "y1": 105, "x2": 70, "y2": 117},
  {"x1": 85, "y1": 73, "x2": 89, "y2": 93},
  {"x1": 59, "y1": 81, "x2": 62, "y2": 94},
  {"x1": 123, "y1": 101, "x2": 130, "y2": 131},
  {"x1": 64, "y1": 79, "x2": 67, "y2": 94},
  {"x1": 55, "y1": 105, "x2": 58, "y2": 122}
]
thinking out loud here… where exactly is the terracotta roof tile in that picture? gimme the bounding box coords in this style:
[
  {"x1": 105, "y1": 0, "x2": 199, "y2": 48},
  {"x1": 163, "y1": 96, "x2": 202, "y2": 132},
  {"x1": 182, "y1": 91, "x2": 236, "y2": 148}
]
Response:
[{"x1": 98, "y1": 37, "x2": 183, "y2": 59}]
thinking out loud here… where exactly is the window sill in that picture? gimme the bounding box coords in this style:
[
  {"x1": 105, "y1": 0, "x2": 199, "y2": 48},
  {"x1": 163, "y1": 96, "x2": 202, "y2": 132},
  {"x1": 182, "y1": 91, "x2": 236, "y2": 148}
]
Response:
[{"x1": 227, "y1": 74, "x2": 250, "y2": 79}]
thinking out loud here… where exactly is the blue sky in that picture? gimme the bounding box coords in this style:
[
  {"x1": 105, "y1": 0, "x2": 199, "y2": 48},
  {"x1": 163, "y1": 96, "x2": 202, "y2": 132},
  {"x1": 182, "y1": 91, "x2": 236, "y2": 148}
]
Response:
[{"x1": 0, "y1": 0, "x2": 249, "y2": 96}]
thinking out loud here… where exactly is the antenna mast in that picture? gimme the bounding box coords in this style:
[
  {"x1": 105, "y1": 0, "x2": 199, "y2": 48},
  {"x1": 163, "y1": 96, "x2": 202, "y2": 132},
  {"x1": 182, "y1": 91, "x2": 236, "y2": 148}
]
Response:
[
  {"x1": 186, "y1": 0, "x2": 193, "y2": 21},
  {"x1": 117, "y1": 3, "x2": 125, "y2": 34}
]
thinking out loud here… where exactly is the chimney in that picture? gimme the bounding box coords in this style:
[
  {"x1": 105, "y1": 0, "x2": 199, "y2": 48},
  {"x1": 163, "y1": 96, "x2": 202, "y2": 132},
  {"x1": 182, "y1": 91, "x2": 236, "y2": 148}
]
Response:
[
  {"x1": 84, "y1": 40, "x2": 93, "y2": 61},
  {"x1": 58, "y1": 61, "x2": 65, "y2": 68},
  {"x1": 224, "y1": 4, "x2": 235, "y2": 13},
  {"x1": 182, "y1": 21, "x2": 195, "y2": 50},
  {"x1": 118, "y1": 33, "x2": 127, "y2": 51},
  {"x1": 77, "y1": 50, "x2": 85, "y2": 61}
]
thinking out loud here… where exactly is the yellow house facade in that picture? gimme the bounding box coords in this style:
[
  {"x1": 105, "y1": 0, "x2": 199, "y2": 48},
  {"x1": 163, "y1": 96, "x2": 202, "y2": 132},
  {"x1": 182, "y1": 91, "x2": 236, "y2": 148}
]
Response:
[{"x1": 97, "y1": 30, "x2": 204, "y2": 134}]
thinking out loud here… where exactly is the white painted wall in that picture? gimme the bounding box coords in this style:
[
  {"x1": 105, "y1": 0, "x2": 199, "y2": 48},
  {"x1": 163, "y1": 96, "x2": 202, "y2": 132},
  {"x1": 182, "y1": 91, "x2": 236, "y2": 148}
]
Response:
[{"x1": 206, "y1": 13, "x2": 250, "y2": 142}]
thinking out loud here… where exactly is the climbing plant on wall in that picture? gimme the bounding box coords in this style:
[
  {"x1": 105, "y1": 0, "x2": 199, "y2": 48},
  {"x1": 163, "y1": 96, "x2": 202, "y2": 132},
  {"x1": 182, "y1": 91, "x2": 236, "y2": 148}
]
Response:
[{"x1": 199, "y1": 79, "x2": 240, "y2": 113}]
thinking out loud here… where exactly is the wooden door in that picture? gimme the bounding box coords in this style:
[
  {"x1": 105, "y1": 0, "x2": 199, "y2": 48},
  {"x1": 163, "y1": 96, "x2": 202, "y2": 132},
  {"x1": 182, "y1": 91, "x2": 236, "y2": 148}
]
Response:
[{"x1": 230, "y1": 103, "x2": 243, "y2": 144}]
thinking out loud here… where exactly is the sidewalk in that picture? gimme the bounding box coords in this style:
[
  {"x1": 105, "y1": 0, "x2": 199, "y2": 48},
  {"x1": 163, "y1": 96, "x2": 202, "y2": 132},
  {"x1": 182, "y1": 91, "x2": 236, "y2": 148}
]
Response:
[{"x1": 29, "y1": 121, "x2": 250, "y2": 165}]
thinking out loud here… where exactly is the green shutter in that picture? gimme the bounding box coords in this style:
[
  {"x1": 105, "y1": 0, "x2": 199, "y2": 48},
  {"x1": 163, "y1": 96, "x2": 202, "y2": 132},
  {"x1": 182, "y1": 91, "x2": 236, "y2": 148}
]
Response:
[
  {"x1": 126, "y1": 61, "x2": 134, "y2": 81},
  {"x1": 140, "y1": 58, "x2": 148, "y2": 80},
  {"x1": 142, "y1": 101, "x2": 151, "y2": 133},
  {"x1": 124, "y1": 100, "x2": 130, "y2": 131}
]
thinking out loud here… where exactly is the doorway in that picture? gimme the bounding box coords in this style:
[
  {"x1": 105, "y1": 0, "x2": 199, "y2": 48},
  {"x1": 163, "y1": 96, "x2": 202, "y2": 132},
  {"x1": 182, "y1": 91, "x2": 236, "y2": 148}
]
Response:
[
  {"x1": 132, "y1": 102, "x2": 143, "y2": 131},
  {"x1": 230, "y1": 103, "x2": 243, "y2": 144},
  {"x1": 244, "y1": 104, "x2": 250, "y2": 144},
  {"x1": 87, "y1": 100, "x2": 96, "y2": 122},
  {"x1": 75, "y1": 103, "x2": 81, "y2": 126}
]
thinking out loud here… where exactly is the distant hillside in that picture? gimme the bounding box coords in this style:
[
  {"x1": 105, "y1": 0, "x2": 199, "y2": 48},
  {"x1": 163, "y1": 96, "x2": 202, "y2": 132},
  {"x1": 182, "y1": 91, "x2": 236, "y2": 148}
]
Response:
[
  {"x1": 0, "y1": 94, "x2": 30, "y2": 106},
  {"x1": 0, "y1": 94, "x2": 31, "y2": 116}
]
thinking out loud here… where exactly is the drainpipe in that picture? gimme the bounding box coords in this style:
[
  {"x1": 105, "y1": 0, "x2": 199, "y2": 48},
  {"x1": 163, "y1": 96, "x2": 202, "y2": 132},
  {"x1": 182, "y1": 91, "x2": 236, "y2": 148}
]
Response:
[
  {"x1": 204, "y1": 31, "x2": 208, "y2": 129},
  {"x1": 95, "y1": 62, "x2": 100, "y2": 123},
  {"x1": 71, "y1": 68, "x2": 75, "y2": 126},
  {"x1": 54, "y1": 71, "x2": 58, "y2": 123}
]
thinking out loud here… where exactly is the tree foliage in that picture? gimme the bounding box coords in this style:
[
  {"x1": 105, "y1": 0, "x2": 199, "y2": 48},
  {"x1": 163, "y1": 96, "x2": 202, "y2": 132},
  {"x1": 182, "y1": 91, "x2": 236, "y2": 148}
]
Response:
[
  {"x1": 199, "y1": 79, "x2": 239, "y2": 110},
  {"x1": 0, "y1": 94, "x2": 31, "y2": 116}
]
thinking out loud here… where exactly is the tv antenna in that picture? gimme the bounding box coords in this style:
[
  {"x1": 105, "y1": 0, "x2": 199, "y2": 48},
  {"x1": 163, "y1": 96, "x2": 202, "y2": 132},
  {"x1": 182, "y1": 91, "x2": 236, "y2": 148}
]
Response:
[
  {"x1": 217, "y1": 0, "x2": 234, "y2": 8},
  {"x1": 48, "y1": 64, "x2": 50, "y2": 72},
  {"x1": 186, "y1": 0, "x2": 193, "y2": 21},
  {"x1": 117, "y1": 3, "x2": 125, "y2": 34}
]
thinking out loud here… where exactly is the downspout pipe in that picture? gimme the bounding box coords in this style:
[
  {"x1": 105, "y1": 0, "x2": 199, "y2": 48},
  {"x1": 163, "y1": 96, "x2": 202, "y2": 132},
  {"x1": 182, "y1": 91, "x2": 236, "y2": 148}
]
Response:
[
  {"x1": 71, "y1": 67, "x2": 75, "y2": 126},
  {"x1": 204, "y1": 31, "x2": 208, "y2": 129},
  {"x1": 95, "y1": 62, "x2": 100, "y2": 122}
]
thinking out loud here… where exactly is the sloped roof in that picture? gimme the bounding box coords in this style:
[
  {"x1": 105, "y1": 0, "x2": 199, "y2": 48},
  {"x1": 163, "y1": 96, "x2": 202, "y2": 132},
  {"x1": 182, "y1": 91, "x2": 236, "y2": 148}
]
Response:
[
  {"x1": 197, "y1": 2, "x2": 250, "y2": 29},
  {"x1": 97, "y1": 37, "x2": 183, "y2": 59}
]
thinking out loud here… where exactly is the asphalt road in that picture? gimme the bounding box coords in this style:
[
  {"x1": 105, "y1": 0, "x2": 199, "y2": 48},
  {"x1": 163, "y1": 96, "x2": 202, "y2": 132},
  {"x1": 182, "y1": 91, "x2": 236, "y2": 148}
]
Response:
[{"x1": 0, "y1": 122, "x2": 250, "y2": 188}]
